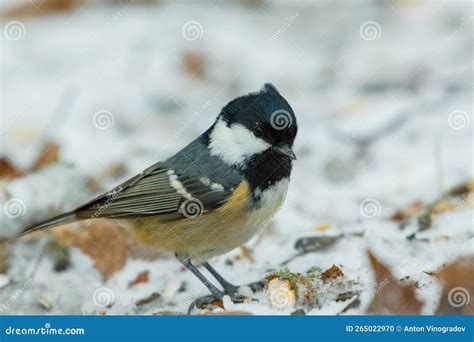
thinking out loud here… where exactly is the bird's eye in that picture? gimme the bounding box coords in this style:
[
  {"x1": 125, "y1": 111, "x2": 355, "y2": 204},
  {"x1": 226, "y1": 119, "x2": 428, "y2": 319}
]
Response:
[{"x1": 253, "y1": 124, "x2": 264, "y2": 137}]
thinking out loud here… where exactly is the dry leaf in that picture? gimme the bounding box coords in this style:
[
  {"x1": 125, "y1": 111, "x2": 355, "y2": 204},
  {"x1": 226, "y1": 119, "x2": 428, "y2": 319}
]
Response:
[
  {"x1": 446, "y1": 179, "x2": 474, "y2": 197},
  {"x1": 430, "y1": 199, "x2": 456, "y2": 215},
  {"x1": 320, "y1": 264, "x2": 344, "y2": 280},
  {"x1": 55, "y1": 222, "x2": 131, "y2": 279},
  {"x1": 129, "y1": 270, "x2": 149, "y2": 288},
  {"x1": 435, "y1": 256, "x2": 474, "y2": 315},
  {"x1": 0, "y1": 158, "x2": 25, "y2": 180},
  {"x1": 367, "y1": 251, "x2": 422, "y2": 315},
  {"x1": 390, "y1": 201, "x2": 425, "y2": 222},
  {"x1": 31, "y1": 142, "x2": 60, "y2": 171},
  {"x1": 196, "y1": 298, "x2": 224, "y2": 311},
  {"x1": 0, "y1": 143, "x2": 60, "y2": 183},
  {"x1": 183, "y1": 51, "x2": 206, "y2": 79},
  {"x1": 1, "y1": 0, "x2": 82, "y2": 19},
  {"x1": 0, "y1": 240, "x2": 9, "y2": 273},
  {"x1": 314, "y1": 223, "x2": 331, "y2": 232}
]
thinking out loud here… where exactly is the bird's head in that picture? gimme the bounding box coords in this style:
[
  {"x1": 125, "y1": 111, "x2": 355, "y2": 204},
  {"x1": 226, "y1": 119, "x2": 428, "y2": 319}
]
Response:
[{"x1": 208, "y1": 83, "x2": 297, "y2": 168}]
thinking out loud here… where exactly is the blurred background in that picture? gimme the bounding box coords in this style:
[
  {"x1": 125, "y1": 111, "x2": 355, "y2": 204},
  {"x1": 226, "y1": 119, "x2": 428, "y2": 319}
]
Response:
[{"x1": 0, "y1": 0, "x2": 472, "y2": 315}]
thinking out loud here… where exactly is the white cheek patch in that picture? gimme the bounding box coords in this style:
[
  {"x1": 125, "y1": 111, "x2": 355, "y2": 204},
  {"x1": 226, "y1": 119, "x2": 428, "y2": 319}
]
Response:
[{"x1": 209, "y1": 119, "x2": 271, "y2": 166}]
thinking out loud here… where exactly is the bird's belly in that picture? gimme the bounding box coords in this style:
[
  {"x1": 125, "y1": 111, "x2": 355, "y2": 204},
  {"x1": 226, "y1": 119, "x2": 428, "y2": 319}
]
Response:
[{"x1": 126, "y1": 179, "x2": 289, "y2": 261}]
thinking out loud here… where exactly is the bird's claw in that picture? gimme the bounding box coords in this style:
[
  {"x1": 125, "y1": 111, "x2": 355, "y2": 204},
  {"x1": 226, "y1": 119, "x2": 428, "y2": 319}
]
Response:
[
  {"x1": 187, "y1": 293, "x2": 258, "y2": 314},
  {"x1": 223, "y1": 280, "x2": 265, "y2": 295}
]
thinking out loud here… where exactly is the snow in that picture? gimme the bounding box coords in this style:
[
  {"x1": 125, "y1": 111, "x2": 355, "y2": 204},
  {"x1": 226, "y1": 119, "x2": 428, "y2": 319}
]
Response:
[{"x1": 0, "y1": 0, "x2": 472, "y2": 315}]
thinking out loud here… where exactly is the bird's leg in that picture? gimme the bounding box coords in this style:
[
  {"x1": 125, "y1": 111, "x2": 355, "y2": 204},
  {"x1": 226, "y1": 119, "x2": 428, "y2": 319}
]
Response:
[
  {"x1": 176, "y1": 255, "x2": 248, "y2": 314},
  {"x1": 203, "y1": 262, "x2": 239, "y2": 294},
  {"x1": 177, "y1": 256, "x2": 222, "y2": 297},
  {"x1": 203, "y1": 262, "x2": 266, "y2": 294}
]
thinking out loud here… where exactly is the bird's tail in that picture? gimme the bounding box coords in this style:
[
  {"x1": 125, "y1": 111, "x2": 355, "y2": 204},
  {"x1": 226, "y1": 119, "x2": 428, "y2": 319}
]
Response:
[{"x1": 19, "y1": 212, "x2": 77, "y2": 237}]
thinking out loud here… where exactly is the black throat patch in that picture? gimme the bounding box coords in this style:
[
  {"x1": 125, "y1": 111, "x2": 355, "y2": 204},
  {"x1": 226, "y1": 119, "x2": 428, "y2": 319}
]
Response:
[{"x1": 241, "y1": 149, "x2": 292, "y2": 203}]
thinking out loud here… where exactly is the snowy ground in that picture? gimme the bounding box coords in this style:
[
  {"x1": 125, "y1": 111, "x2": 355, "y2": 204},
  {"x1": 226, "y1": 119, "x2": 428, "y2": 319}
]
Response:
[{"x1": 0, "y1": 0, "x2": 472, "y2": 315}]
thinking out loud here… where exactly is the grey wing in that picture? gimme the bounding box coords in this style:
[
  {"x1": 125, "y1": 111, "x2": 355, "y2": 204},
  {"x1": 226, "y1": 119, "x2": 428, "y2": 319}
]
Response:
[{"x1": 74, "y1": 162, "x2": 233, "y2": 221}]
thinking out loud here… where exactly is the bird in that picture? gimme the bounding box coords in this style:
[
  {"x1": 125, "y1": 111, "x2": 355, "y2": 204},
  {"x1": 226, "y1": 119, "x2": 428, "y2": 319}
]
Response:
[{"x1": 20, "y1": 83, "x2": 298, "y2": 313}]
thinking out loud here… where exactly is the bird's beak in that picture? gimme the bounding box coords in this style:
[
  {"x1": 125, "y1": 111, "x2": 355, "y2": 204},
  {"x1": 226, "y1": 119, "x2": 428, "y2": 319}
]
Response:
[{"x1": 273, "y1": 144, "x2": 296, "y2": 160}]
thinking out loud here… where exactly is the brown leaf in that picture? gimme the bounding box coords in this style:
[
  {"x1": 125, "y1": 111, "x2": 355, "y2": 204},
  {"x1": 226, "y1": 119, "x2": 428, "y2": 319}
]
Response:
[
  {"x1": 320, "y1": 264, "x2": 344, "y2": 281},
  {"x1": 446, "y1": 179, "x2": 474, "y2": 197},
  {"x1": 0, "y1": 158, "x2": 25, "y2": 180},
  {"x1": 367, "y1": 251, "x2": 422, "y2": 314},
  {"x1": 313, "y1": 223, "x2": 331, "y2": 232},
  {"x1": 430, "y1": 199, "x2": 456, "y2": 215},
  {"x1": 0, "y1": 240, "x2": 9, "y2": 273},
  {"x1": 55, "y1": 222, "x2": 131, "y2": 279},
  {"x1": 435, "y1": 256, "x2": 474, "y2": 315},
  {"x1": 195, "y1": 298, "x2": 224, "y2": 311},
  {"x1": 129, "y1": 270, "x2": 149, "y2": 288},
  {"x1": 31, "y1": 142, "x2": 60, "y2": 172},
  {"x1": 1, "y1": 0, "x2": 82, "y2": 19},
  {"x1": 390, "y1": 201, "x2": 425, "y2": 222},
  {"x1": 183, "y1": 51, "x2": 207, "y2": 79}
]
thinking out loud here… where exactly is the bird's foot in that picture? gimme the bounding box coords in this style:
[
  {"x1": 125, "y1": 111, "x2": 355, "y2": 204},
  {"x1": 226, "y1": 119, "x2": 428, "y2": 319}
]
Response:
[
  {"x1": 223, "y1": 280, "x2": 266, "y2": 296},
  {"x1": 188, "y1": 292, "x2": 257, "y2": 314}
]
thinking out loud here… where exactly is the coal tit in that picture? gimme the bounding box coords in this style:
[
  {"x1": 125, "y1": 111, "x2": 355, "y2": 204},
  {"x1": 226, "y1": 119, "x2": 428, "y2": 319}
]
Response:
[{"x1": 21, "y1": 83, "x2": 297, "y2": 312}]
